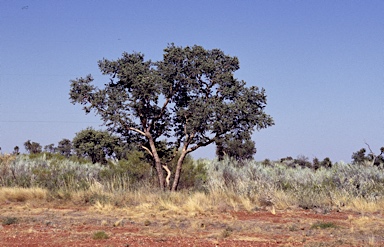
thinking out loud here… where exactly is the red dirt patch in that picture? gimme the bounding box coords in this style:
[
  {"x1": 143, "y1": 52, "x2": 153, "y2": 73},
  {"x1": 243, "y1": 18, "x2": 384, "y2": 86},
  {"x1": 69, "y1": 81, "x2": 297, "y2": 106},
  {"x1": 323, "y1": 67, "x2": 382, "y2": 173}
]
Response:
[{"x1": 1, "y1": 203, "x2": 383, "y2": 246}]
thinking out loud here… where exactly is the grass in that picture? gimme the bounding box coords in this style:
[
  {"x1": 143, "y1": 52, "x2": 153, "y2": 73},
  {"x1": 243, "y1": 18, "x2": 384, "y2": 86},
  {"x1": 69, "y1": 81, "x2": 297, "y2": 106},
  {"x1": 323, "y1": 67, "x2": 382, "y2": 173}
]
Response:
[{"x1": 0, "y1": 187, "x2": 47, "y2": 202}]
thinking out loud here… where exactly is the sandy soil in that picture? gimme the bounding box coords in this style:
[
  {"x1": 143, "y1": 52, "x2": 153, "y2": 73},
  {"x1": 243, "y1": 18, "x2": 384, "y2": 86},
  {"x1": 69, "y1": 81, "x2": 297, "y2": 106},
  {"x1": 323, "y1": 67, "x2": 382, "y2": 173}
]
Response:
[{"x1": 1, "y1": 201, "x2": 383, "y2": 246}]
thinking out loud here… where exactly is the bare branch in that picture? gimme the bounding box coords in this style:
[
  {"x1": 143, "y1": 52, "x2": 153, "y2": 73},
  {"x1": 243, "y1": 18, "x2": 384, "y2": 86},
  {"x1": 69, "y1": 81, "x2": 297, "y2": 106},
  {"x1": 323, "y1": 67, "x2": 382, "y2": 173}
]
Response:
[
  {"x1": 162, "y1": 164, "x2": 171, "y2": 189},
  {"x1": 365, "y1": 141, "x2": 376, "y2": 166},
  {"x1": 127, "y1": 127, "x2": 146, "y2": 137},
  {"x1": 141, "y1": 145, "x2": 153, "y2": 157},
  {"x1": 364, "y1": 141, "x2": 374, "y2": 154}
]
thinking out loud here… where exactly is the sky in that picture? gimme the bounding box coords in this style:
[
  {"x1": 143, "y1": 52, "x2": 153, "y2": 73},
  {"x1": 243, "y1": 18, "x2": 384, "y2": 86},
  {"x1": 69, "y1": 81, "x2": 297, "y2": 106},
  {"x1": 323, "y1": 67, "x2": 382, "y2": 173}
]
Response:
[{"x1": 0, "y1": 0, "x2": 383, "y2": 163}]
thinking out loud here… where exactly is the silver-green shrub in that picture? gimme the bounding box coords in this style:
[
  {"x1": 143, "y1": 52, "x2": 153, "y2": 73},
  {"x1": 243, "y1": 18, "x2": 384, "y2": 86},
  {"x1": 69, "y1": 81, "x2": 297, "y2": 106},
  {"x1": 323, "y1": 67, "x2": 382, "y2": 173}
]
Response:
[
  {"x1": 205, "y1": 158, "x2": 384, "y2": 207},
  {"x1": 0, "y1": 154, "x2": 105, "y2": 191}
]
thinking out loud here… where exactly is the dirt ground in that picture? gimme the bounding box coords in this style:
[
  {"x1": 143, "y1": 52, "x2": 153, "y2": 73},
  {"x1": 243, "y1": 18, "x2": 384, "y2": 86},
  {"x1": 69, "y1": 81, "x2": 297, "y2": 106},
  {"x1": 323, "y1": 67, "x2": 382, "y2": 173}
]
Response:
[{"x1": 1, "y1": 201, "x2": 383, "y2": 247}]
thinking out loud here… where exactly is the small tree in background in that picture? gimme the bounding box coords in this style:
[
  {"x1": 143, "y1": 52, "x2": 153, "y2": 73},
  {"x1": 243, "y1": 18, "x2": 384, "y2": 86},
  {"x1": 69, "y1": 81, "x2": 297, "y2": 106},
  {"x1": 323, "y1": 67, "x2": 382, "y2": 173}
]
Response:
[
  {"x1": 24, "y1": 140, "x2": 42, "y2": 154},
  {"x1": 13, "y1": 146, "x2": 20, "y2": 155},
  {"x1": 44, "y1": 144, "x2": 56, "y2": 153},
  {"x1": 351, "y1": 148, "x2": 368, "y2": 164},
  {"x1": 294, "y1": 155, "x2": 311, "y2": 169},
  {"x1": 216, "y1": 133, "x2": 256, "y2": 163},
  {"x1": 57, "y1": 138, "x2": 72, "y2": 157},
  {"x1": 320, "y1": 157, "x2": 332, "y2": 168},
  {"x1": 352, "y1": 145, "x2": 384, "y2": 166},
  {"x1": 72, "y1": 128, "x2": 122, "y2": 164}
]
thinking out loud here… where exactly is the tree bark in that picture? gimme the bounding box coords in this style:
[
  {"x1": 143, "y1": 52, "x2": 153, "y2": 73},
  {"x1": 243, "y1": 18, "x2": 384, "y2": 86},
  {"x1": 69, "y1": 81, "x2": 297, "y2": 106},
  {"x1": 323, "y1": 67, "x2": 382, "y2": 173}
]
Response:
[
  {"x1": 171, "y1": 148, "x2": 188, "y2": 191},
  {"x1": 147, "y1": 135, "x2": 165, "y2": 190}
]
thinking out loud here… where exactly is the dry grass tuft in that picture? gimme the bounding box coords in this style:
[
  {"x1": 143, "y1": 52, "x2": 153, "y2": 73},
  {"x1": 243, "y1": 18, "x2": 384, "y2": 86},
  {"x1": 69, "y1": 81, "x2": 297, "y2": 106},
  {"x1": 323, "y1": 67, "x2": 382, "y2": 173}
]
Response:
[
  {"x1": 182, "y1": 192, "x2": 207, "y2": 214},
  {"x1": 0, "y1": 187, "x2": 47, "y2": 202},
  {"x1": 93, "y1": 201, "x2": 115, "y2": 212},
  {"x1": 348, "y1": 197, "x2": 384, "y2": 213}
]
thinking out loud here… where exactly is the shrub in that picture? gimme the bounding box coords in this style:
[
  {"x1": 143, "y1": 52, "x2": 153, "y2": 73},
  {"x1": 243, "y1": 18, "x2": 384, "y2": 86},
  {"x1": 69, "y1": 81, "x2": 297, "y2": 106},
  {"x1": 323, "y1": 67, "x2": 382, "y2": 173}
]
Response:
[
  {"x1": 100, "y1": 150, "x2": 155, "y2": 190},
  {"x1": 205, "y1": 158, "x2": 384, "y2": 208},
  {"x1": 92, "y1": 231, "x2": 109, "y2": 240},
  {"x1": 0, "y1": 154, "x2": 104, "y2": 191},
  {"x1": 310, "y1": 221, "x2": 338, "y2": 229},
  {"x1": 2, "y1": 217, "x2": 18, "y2": 226}
]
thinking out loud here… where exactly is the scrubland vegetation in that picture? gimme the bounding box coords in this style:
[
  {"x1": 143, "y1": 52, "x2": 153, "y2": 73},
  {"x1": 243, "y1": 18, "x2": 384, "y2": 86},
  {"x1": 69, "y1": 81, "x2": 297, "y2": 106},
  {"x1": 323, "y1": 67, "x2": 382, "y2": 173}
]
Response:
[{"x1": 1, "y1": 152, "x2": 383, "y2": 214}]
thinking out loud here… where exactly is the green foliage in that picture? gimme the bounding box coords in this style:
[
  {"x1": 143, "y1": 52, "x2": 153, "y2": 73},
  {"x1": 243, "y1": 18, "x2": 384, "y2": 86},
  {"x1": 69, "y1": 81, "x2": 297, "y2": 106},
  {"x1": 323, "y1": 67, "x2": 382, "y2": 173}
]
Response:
[
  {"x1": 351, "y1": 147, "x2": 384, "y2": 167},
  {"x1": 24, "y1": 140, "x2": 42, "y2": 154},
  {"x1": 72, "y1": 128, "x2": 124, "y2": 164},
  {"x1": 168, "y1": 155, "x2": 208, "y2": 190},
  {"x1": 352, "y1": 148, "x2": 369, "y2": 164},
  {"x1": 310, "y1": 222, "x2": 338, "y2": 229},
  {"x1": 320, "y1": 157, "x2": 332, "y2": 168},
  {"x1": 44, "y1": 143, "x2": 56, "y2": 153},
  {"x1": 279, "y1": 156, "x2": 332, "y2": 170},
  {"x1": 293, "y1": 155, "x2": 312, "y2": 169},
  {"x1": 216, "y1": 133, "x2": 256, "y2": 162},
  {"x1": 92, "y1": 231, "x2": 109, "y2": 240},
  {"x1": 100, "y1": 150, "x2": 155, "y2": 188},
  {"x1": 261, "y1": 159, "x2": 272, "y2": 166},
  {"x1": 13, "y1": 146, "x2": 20, "y2": 155},
  {"x1": 57, "y1": 138, "x2": 72, "y2": 157}
]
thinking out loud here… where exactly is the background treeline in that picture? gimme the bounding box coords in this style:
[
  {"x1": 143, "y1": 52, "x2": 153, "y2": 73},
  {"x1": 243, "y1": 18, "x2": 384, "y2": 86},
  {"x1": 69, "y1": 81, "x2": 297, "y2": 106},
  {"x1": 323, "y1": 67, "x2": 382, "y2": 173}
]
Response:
[{"x1": 5, "y1": 127, "x2": 384, "y2": 169}]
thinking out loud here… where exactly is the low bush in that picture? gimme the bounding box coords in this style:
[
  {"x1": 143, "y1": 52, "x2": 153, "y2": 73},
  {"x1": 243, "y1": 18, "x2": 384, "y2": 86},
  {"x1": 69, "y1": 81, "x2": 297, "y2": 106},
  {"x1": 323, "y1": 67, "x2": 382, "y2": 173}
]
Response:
[
  {"x1": 92, "y1": 231, "x2": 109, "y2": 240},
  {"x1": 2, "y1": 217, "x2": 18, "y2": 226}
]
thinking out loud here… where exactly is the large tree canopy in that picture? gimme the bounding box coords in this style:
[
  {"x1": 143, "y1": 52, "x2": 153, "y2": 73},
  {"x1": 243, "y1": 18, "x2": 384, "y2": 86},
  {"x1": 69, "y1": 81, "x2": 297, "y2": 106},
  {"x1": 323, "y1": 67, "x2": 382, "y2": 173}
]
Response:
[{"x1": 69, "y1": 44, "x2": 274, "y2": 191}]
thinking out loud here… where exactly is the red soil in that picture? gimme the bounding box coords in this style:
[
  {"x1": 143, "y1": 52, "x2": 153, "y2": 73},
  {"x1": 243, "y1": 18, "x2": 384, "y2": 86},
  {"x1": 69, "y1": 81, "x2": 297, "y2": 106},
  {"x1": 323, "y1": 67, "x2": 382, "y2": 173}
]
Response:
[{"x1": 1, "y1": 202, "x2": 383, "y2": 246}]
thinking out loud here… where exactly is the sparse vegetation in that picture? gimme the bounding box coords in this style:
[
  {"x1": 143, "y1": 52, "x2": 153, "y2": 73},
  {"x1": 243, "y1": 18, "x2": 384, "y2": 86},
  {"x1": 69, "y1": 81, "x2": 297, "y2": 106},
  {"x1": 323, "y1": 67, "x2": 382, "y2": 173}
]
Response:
[
  {"x1": 221, "y1": 226, "x2": 234, "y2": 238},
  {"x1": 310, "y1": 221, "x2": 338, "y2": 229},
  {"x1": 1, "y1": 153, "x2": 384, "y2": 214},
  {"x1": 92, "y1": 231, "x2": 109, "y2": 240},
  {"x1": 0, "y1": 153, "x2": 384, "y2": 246},
  {"x1": 2, "y1": 217, "x2": 19, "y2": 226}
]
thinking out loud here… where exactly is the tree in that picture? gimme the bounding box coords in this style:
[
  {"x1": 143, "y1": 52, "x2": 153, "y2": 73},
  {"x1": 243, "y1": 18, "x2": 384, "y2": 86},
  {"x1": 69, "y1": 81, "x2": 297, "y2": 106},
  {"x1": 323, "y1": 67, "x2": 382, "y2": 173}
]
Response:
[
  {"x1": 13, "y1": 146, "x2": 20, "y2": 155},
  {"x1": 44, "y1": 143, "x2": 56, "y2": 153},
  {"x1": 363, "y1": 143, "x2": 384, "y2": 167},
  {"x1": 216, "y1": 133, "x2": 256, "y2": 162},
  {"x1": 57, "y1": 138, "x2": 72, "y2": 157},
  {"x1": 24, "y1": 140, "x2": 42, "y2": 154},
  {"x1": 72, "y1": 128, "x2": 121, "y2": 164},
  {"x1": 69, "y1": 44, "x2": 274, "y2": 190},
  {"x1": 352, "y1": 148, "x2": 367, "y2": 164},
  {"x1": 320, "y1": 157, "x2": 332, "y2": 168}
]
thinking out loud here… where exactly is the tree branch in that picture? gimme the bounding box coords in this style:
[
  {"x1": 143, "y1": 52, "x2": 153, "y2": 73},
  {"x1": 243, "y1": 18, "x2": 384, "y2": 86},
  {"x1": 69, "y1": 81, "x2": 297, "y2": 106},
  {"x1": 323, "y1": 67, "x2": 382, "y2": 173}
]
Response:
[
  {"x1": 141, "y1": 145, "x2": 153, "y2": 157},
  {"x1": 162, "y1": 164, "x2": 171, "y2": 189},
  {"x1": 128, "y1": 127, "x2": 146, "y2": 137},
  {"x1": 186, "y1": 138, "x2": 216, "y2": 153},
  {"x1": 365, "y1": 141, "x2": 376, "y2": 166}
]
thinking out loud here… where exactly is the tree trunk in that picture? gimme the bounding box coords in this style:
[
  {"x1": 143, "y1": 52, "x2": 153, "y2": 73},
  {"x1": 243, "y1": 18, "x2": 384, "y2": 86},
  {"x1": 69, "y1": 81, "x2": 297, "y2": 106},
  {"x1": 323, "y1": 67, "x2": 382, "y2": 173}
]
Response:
[
  {"x1": 147, "y1": 135, "x2": 165, "y2": 190},
  {"x1": 171, "y1": 149, "x2": 188, "y2": 191}
]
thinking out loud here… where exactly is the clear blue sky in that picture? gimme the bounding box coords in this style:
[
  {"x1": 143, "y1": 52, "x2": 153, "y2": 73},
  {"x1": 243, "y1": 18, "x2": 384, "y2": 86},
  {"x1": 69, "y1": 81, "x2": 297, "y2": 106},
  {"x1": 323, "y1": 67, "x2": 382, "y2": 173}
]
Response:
[{"x1": 1, "y1": 1, "x2": 383, "y2": 162}]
